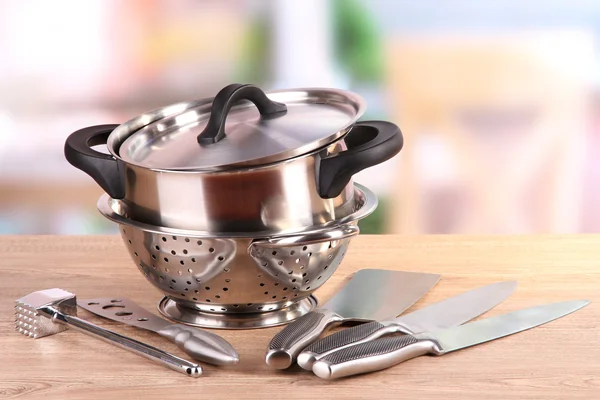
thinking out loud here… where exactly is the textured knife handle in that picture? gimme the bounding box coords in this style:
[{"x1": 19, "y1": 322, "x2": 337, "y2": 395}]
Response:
[
  {"x1": 312, "y1": 335, "x2": 437, "y2": 379},
  {"x1": 297, "y1": 321, "x2": 394, "y2": 370},
  {"x1": 158, "y1": 324, "x2": 239, "y2": 366},
  {"x1": 266, "y1": 309, "x2": 342, "y2": 369}
]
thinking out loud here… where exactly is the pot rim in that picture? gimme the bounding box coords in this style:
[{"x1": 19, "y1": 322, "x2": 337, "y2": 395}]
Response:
[{"x1": 97, "y1": 183, "x2": 378, "y2": 238}]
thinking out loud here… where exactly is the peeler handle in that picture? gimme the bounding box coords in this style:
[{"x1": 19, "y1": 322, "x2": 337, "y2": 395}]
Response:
[{"x1": 46, "y1": 306, "x2": 202, "y2": 378}]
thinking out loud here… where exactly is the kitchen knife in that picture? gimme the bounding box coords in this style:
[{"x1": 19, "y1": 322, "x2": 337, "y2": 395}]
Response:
[
  {"x1": 297, "y1": 280, "x2": 517, "y2": 370},
  {"x1": 265, "y1": 269, "x2": 441, "y2": 369},
  {"x1": 312, "y1": 299, "x2": 589, "y2": 379},
  {"x1": 79, "y1": 297, "x2": 239, "y2": 366}
]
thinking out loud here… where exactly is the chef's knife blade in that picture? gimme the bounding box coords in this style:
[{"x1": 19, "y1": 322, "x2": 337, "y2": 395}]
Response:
[
  {"x1": 265, "y1": 269, "x2": 441, "y2": 369},
  {"x1": 312, "y1": 299, "x2": 589, "y2": 379},
  {"x1": 79, "y1": 297, "x2": 239, "y2": 366},
  {"x1": 298, "y1": 280, "x2": 517, "y2": 369}
]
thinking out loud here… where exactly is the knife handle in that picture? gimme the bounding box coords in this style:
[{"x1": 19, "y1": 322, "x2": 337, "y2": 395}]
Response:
[
  {"x1": 157, "y1": 324, "x2": 239, "y2": 366},
  {"x1": 312, "y1": 335, "x2": 440, "y2": 379},
  {"x1": 298, "y1": 321, "x2": 401, "y2": 370},
  {"x1": 266, "y1": 309, "x2": 343, "y2": 369}
]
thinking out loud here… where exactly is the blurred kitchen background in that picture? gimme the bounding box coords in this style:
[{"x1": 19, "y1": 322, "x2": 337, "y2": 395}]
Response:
[{"x1": 1, "y1": 0, "x2": 599, "y2": 235}]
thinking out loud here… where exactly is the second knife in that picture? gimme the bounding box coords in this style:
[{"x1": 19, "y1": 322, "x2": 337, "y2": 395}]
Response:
[{"x1": 297, "y1": 280, "x2": 517, "y2": 369}]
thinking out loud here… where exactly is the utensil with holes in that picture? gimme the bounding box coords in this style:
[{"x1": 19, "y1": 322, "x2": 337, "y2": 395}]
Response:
[
  {"x1": 312, "y1": 300, "x2": 590, "y2": 379},
  {"x1": 265, "y1": 269, "x2": 441, "y2": 369},
  {"x1": 15, "y1": 288, "x2": 202, "y2": 377},
  {"x1": 297, "y1": 281, "x2": 517, "y2": 369},
  {"x1": 97, "y1": 183, "x2": 377, "y2": 329},
  {"x1": 79, "y1": 297, "x2": 239, "y2": 365}
]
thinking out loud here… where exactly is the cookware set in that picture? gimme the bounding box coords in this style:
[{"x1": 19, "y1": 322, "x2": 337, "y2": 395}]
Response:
[{"x1": 14, "y1": 83, "x2": 589, "y2": 379}]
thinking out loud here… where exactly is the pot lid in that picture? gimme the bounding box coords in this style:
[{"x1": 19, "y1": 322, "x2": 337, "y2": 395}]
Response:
[{"x1": 115, "y1": 84, "x2": 365, "y2": 170}]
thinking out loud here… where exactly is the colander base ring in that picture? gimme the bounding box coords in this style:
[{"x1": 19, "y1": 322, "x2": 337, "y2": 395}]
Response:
[{"x1": 157, "y1": 295, "x2": 318, "y2": 329}]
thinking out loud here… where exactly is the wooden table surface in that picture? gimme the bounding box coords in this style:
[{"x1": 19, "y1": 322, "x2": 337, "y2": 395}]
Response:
[{"x1": 1, "y1": 235, "x2": 599, "y2": 399}]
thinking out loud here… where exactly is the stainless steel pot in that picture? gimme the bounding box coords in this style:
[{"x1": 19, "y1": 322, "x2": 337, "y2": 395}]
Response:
[{"x1": 65, "y1": 84, "x2": 403, "y2": 233}]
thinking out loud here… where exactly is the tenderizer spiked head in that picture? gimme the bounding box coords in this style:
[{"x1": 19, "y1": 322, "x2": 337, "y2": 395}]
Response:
[{"x1": 15, "y1": 288, "x2": 77, "y2": 339}]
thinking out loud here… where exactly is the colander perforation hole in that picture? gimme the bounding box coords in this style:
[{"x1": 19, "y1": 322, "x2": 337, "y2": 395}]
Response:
[
  {"x1": 223, "y1": 287, "x2": 229, "y2": 291},
  {"x1": 282, "y1": 296, "x2": 287, "y2": 300},
  {"x1": 305, "y1": 279, "x2": 310, "y2": 284},
  {"x1": 183, "y1": 249, "x2": 188, "y2": 255},
  {"x1": 220, "y1": 308, "x2": 226, "y2": 311},
  {"x1": 262, "y1": 262, "x2": 268, "y2": 266},
  {"x1": 171, "y1": 250, "x2": 176, "y2": 255},
  {"x1": 128, "y1": 240, "x2": 132, "y2": 244},
  {"x1": 185, "y1": 238, "x2": 190, "y2": 243},
  {"x1": 295, "y1": 258, "x2": 300, "y2": 263},
  {"x1": 171, "y1": 279, "x2": 176, "y2": 283},
  {"x1": 205, "y1": 286, "x2": 210, "y2": 290},
  {"x1": 162, "y1": 237, "x2": 167, "y2": 242},
  {"x1": 191, "y1": 258, "x2": 196, "y2": 263},
  {"x1": 290, "y1": 250, "x2": 295, "y2": 255},
  {"x1": 283, "y1": 287, "x2": 288, "y2": 291},
  {"x1": 291, "y1": 279, "x2": 297, "y2": 283},
  {"x1": 274, "y1": 282, "x2": 279, "y2": 286},
  {"x1": 177, "y1": 270, "x2": 182, "y2": 275},
  {"x1": 218, "y1": 256, "x2": 224, "y2": 261},
  {"x1": 210, "y1": 308, "x2": 215, "y2": 312},
  {"x1": 264, "y1": 291, "x2": 269, "y2": 295},
  {"x1": 324, "y1": 265, "x2": 329, "y2": 270},
  {"x1": 188, "y1": 269, "x2": 193, "y2": 273},
  {"x1": 318, "y1": 276, "x2": 322, "y2": 280},
  {"x1": 194, "y1": 289, "x2": 199, "y2": 293},
  {"x1": 206, "y1": 299, "x2": 211, "y2": 302},
  {"x1": 180, "y1": 261, "x2": 185, "y2": 266},
  {"x1": 152, "y1": 254, "x2": 157, "y2": 260},
  {"x1": 155, "y1": 245, "x2": 160, "y2": 250},
  {"x1": 278, "y1": 261, "x2": 284, "y2": 265},
  {"x1": 164, "y1": 257, "x2": 169, "y2": 262},
  {"x1": 195, "y1": 278, "x2": 201, "y2": 282},
  {"x1": 159, "y1": 276, "x2": 164, "y2": 281},
  {"x1": 186, "y1": 281, "x2": 191, "y2": 285},
  {"x1": 192, "y1": 297, "x2": 197, "y2": 301},
  {"x1": 300, "y1": 265, "x2": 305, "y2": 270},
  {"x1": 247, "y1": 303, "x2": 253, "y2": 306},
  {"x1": 302, "y1": 273, "x2": 307, "y2": 277},
  {"x1": 306, "y1": 286, "x2": 311, "y2": 290},
  {"x1": 272, "y1": 251, "x2": 277, "y2": 256},
  {"x1": 184, "y1": 288, "x2": 188, "y2": 291},
  {"x1": 258, "y1": 274, "x2": 263, "y2": 278},
  {"x1": 209, "y1": 247, "x2": 215, "y2": 253},
  {"x1": 134, "y1": 252, "x2": 138, "y2": 257},
  {"x1": 165, "y1": 268, "x2": 170, "y2": 272},
  {"x1": 288, "y1": 270, "x2": 293, "y2": 274},
  {"x1": 169, "y1": 286, "x2": 174, "y2": 290},
  {"x1": 197, "y1": 240, "x2": 202, "y2": 245},
  {"x1": 172, "y1": 236, "x2": 177, "y2": 240},
  {"x1": 308, "y1": 252, "x2": 312, "y2": 257},
  {"x1": 225, "y1": 279, "x2": 231, "y2": 283},
  {"x1": 122, "y1": 229, "x2": 126, "y2": 234},
  {"x1": 258, "y1": 306, "x2": 263, "y2": 310},
  {"x1": 302, "y1": 246, "x2": 307, "y2": 251},
  {"x1": 272, "y1": 295, "x2": 277, "y2": 299},
  {"x1": 215, "y1": 295, "x2": 221, "y2": 299},
  {"x1": 259, "y1": 283, "x2": 265, "y2": 287}
]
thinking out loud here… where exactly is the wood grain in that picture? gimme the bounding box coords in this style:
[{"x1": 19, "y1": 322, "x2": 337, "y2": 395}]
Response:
[{"x1": 1, "y1": 235, "x2": 599, "y2": 399}]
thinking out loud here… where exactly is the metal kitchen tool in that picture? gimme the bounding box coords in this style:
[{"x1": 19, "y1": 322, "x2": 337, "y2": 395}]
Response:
[
  {"x1": 298, "y1": 280, "x2": 518, "y2": 370},
  {"x1": 15, "y1": 289, "x2": 201, "y2": 378},
  {"x1": 65, "y1": 84, "x2": 403, "y2": 233},
  {"x1": 265, "y1": 269, "x2": 441, "y2": 369},
  {"x1": 79, "y1": 297, "x2": 239, "y2": 365},
  {"x1": 97, "y1": 183, "x2": 377, "y2": 329},
  {"x1": 312, "y1": 299, "x2": 590, "y2": 379}
]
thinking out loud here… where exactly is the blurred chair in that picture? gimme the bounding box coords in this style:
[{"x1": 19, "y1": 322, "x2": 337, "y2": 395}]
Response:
[{"x1": 385, "y1": 31, "x2": 594, "y2": 234}]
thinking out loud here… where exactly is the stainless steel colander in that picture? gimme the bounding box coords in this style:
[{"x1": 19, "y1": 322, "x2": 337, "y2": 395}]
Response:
[{"x1": 98, "y1": 183, "x2": 377, "y2": 329}]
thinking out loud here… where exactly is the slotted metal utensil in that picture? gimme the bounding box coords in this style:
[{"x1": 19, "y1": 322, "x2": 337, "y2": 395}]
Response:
[
  {"x1": 265, "y1": 269, "x2": 441, "y2": 369},
  {"x1": 79, "y1": 297, "x2": 239, "y2": 365}
]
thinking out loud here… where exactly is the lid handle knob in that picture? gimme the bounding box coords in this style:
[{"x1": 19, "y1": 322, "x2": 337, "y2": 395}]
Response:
[{"x1": 197, "y1": 84, "x2": 288, "y2": 145}]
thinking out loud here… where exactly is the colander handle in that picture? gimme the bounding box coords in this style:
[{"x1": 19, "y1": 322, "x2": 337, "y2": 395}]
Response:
[
  {"x1": 252, "y1": 225, "x2": 359, "y2": 248},
  {"x1": 197, "y1": 84, "x2": 288, "y2": 145},
  {"x1": 318, "y1": 120, "x2": 403, "y2": 198},
  {"x1": 64, "y1": 124, "x2": 125, "y2": 199}
]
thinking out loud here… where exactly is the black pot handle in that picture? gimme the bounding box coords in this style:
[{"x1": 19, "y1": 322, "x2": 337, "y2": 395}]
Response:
[
  {"x1": 197, "y1": 83, "x2": 288, "y2": 145},
  {"x1": 318, "y1": 120, "x2": 403, "y2": 198},
  {"x1": 64, "y1": 124, "x2": 126, "y2": 199}
]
